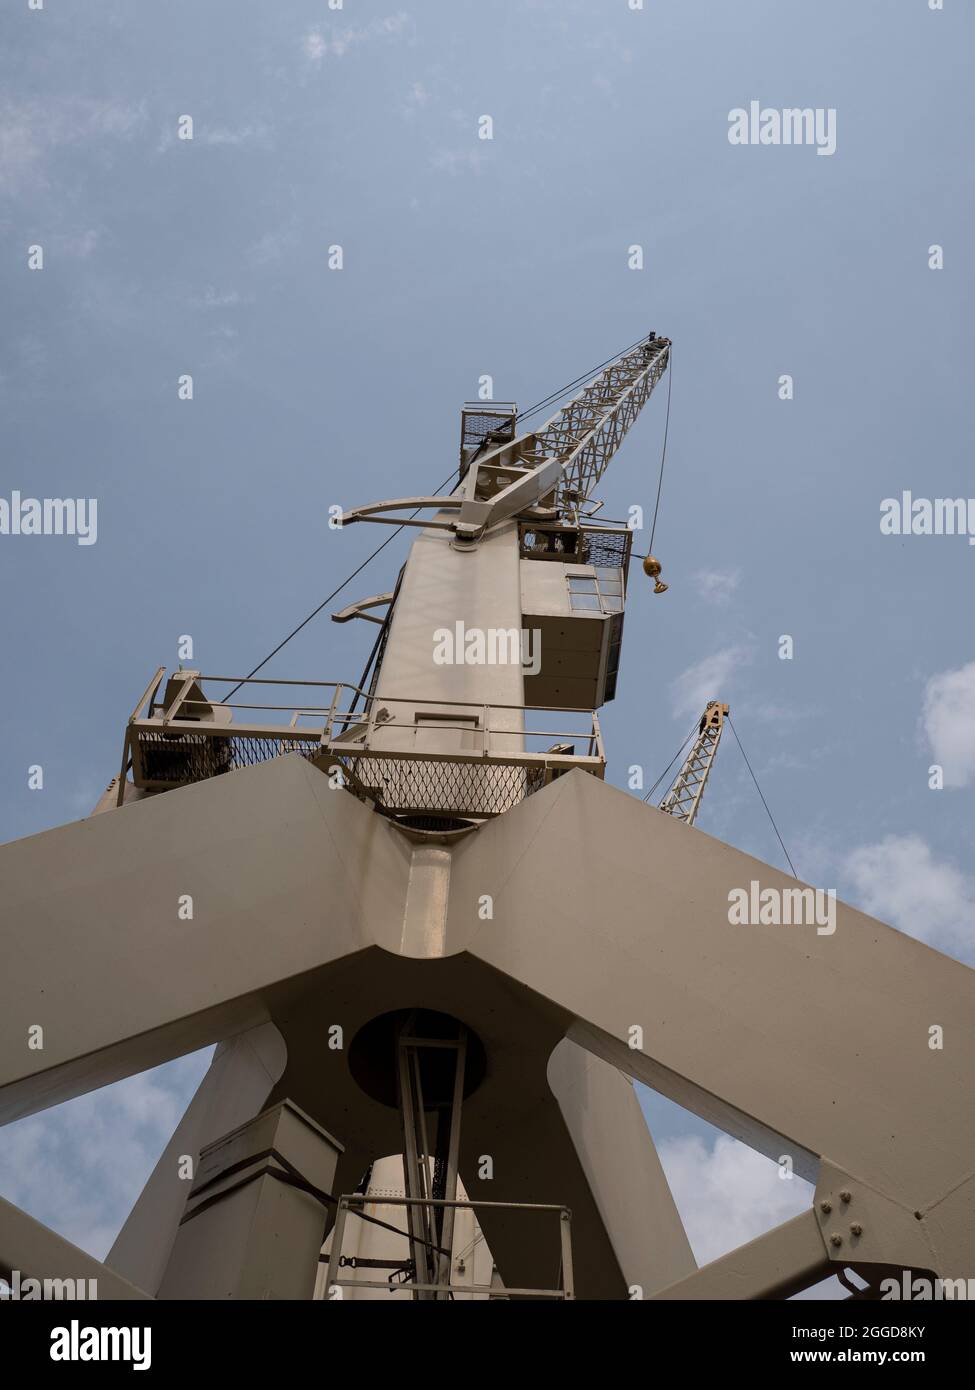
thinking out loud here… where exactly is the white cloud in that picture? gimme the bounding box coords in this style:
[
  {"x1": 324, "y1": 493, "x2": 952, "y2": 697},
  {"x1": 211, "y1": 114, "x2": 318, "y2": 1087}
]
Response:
[
  {"x1": 921, "y1": 659, "x2": 975, "y2": 788},
  {"x1": 657, "y1": 1134, "x2": 812, "y2": 1268},
  {"x1": 304, "y1": 30, "x2": 328, "y2": 63},
  {"x1": 430, "y1": 149, "x2": 488, "y2": 176},
  {"x1": 303, "y1": 13, "x2": 411, "y2": 65},
  {"x1": 0, "y1": 1052, "x2": 212, "y2": 1259},
  {"x1": 54, "y1": 228, "x2": 100, "y2": 259},
  {"x1": 197, "y1": 286, "x2": 243, "y2": 308},
  {"x1": 333, "y1": 13, "x2": 411, "y2": 57},
  {"x1": 158, "y1": 121, "x2": 272, "y2": 154},
  {"x1": 246, "y1": 222, "x2": 299, "y2": 266},
  {"x1": 692, "y1": 568, "x2": 740, "y2": 606},
  {"x1": 842, "y1": 834, "x2": 975, "y2": 958},
  {"x1": 0, "y1": 98, "x2": 146, "y2": 195},
  {"x1": 746, "y1": 701, "x2": 794, "y2": 723},
  {"x1": 671, "y1": 645, "x2": 751, "y2": 719},
  {"x1": 202, "y1": 123, "x2": 272, "y2": 148}
]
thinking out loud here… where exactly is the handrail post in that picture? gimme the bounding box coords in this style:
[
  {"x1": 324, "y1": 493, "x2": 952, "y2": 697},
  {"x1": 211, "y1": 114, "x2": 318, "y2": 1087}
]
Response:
[
  {"x1": 559, "y1": 1209, "x2": 574, "y2": 1300},
  {"x1": 364, "y1": 692, "x2": 379, "y2": 751},
  {"x1": 322, "y1": 683, "x2": 341, "y2": 749},
  {"x1": 324, "y1": 1197, "x2": 349, "y2": 1302}
]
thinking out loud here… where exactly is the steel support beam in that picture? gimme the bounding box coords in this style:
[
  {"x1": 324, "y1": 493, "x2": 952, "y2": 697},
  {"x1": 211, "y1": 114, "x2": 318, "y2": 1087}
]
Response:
[
  {"x1": 0, "y1": 1197, "x2": 150, "y2": 1301},
  {"x1": 3, "y1": 761, "x2": 974, "y2": 1295},
  {"x1": 651, "y1": 1210, "x2": 830, "y2": 1301},
  {"x1": 106, "y1": 1023, "x2": 287, "y2": 1294},
  {"x1": 156, "y1": 1100, "x2": 343, "y2": 1301}
]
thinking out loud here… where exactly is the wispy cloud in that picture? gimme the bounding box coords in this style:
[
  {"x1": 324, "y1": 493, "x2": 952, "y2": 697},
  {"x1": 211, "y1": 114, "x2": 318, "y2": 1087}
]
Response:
[
  {"x1": 157, "y1": 122, "x2": 273, "y2": 154},
  {"x1": 246, "y1": 221, "x2": 299, "y2": 267},
  {"x1": 0, "y1": 98, "x2": 146, "y2": 196},
  {"x1": 921, "y1": 658, "x2": 975, "y2": 788},
  {"x1": 53, "y1": 228, "x2": 101, "y2": 259},
  {"x1": 303, "y1": 30, "x2": 328, "y2": 63},
  {"x1": 202, "y1": 323, "x2": 242, "y2": 370},
  {"x1": 671, "y1": 645, "x2": 752, "y2": 719},
  {"x1": 430, "y1": 148, "x2": 489, "y2": 176},
  {"x1": 203, "y1": 123, "x2": 272, "y2": 149},
  {"x1": 303, "y1": 13, "x2": 411, "y2": 66},
  {"x1": 193, "y1": 286, "x2": 246, "y2": 309},
  {"x1": 692, "y1": 568, "x2": 741, "y2": 606}
]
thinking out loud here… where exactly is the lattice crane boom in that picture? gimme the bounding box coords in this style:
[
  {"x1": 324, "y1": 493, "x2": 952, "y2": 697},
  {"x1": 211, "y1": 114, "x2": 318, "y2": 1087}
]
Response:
[
  {"x1": 342, "y1": 332, "x2": 671, "y2": 539},
  {"x1": 521, "y1": 334, "x2": 671, "y2": 509},
  {"x1": 658, "y1": 701, "x2": 728, "y2": 827}
]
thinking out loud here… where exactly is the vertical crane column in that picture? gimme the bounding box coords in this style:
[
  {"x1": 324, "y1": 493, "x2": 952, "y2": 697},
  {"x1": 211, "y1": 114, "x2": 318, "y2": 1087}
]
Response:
[
  {"x1": 339, "y1": 335, "x2": 671, "y2": 825},
  {"x1": 367, "y1": 515, "x2": 527, "y2": 817}
]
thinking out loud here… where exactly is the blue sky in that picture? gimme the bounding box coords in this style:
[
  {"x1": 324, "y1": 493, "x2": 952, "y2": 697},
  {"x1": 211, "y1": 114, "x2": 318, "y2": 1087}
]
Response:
[{"x1": 1, "y1": 0, "x2": 973, "y2": 1291}]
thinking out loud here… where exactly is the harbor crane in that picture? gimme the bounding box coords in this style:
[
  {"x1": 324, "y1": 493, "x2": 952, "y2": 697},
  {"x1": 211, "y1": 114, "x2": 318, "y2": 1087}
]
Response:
[{"x1": 2, "y1": 333, "x2": 974, "y2": 1303}]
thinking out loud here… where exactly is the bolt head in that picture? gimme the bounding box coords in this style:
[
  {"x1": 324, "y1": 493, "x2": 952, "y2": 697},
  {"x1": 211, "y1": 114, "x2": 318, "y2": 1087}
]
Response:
[
  {"x1": 850, "y1": 1223, "x2": 863, "y2": 1237},
  {"x1": 840, "y1": 1190, "x2": 852, "y2": 1203},
  {"x1": 829, "y1": 1234, "x2": 843, "y2": 1248},
  {"x1": 820, "y1": 1200, "x2": 832, "y2": 1214}
]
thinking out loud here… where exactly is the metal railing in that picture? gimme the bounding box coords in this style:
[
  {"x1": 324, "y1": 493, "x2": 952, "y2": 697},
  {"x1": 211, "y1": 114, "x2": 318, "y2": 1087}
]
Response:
[
  {"x1": 119, "y1": 671, "x2": 605, "y2": 819},
  {"x1": 518, "y1": 521, "x2": 632, "y2": 573},
  {"x1": 324, "y1": 1195, "x2": 574, "y2": 1300}
]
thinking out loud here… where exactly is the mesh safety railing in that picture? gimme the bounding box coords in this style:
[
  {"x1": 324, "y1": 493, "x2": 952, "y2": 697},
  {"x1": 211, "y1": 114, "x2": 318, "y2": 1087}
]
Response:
[{"x1": 122, "y1": 673, "x2": 603, "y2": 821}]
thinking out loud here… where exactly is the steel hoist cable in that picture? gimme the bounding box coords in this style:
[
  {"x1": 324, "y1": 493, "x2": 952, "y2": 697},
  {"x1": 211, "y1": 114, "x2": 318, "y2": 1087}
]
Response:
[
  {"x1": 727, "y1": 715, "x2": 799, "y2": 879},
  {"x1": 228, "y1": 334, "x2": 666, "y2": 694}
]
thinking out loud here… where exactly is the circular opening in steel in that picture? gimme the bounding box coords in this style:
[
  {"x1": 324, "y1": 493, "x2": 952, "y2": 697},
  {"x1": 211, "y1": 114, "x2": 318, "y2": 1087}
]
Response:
[{"x1": 348, "y1": 1009, "x2": 487, "y2": 1109}]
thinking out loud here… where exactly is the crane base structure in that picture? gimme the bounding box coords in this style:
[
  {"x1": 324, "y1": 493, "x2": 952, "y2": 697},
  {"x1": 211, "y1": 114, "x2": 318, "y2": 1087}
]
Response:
[
  {"x1": 2, "y1": 757, "x2": 974, "y2": 1300},
  {"x1": 2, "y1": 333, "x2": 973, "y2": 1301}
]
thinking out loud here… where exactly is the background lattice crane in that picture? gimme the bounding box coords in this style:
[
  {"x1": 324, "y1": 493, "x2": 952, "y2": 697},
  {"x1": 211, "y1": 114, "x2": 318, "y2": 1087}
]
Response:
[{"x1": 658, "y1": 701, "x2": 729, "y2": 827}]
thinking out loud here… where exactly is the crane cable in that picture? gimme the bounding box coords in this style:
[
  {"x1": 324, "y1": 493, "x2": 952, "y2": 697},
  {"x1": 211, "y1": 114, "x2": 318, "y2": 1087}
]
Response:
[
  {"x1": 644, "y1": 712, "x2": 799, "y2": 880},
  {"x1": 627, "y1": 345, "x2": 672, "y2": 563},
  {"x1": 509, "y1": 332, "x2": 659, "y2": 430},
  {"x1": 642, "y1": 717, "x2": 699, "y2": 804},
  {"x1": 226, "y1": 333, "x2": 665, "y2": 696},
  {"x1": 647, "y1": 347, "x2": 673, "y2": 555},
  {"x1": 224, "y1": 471, "x2": 456, "y2": 699},
  {"x1": 727, "y1": 715, "x2": 799, "y2": 879}
]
